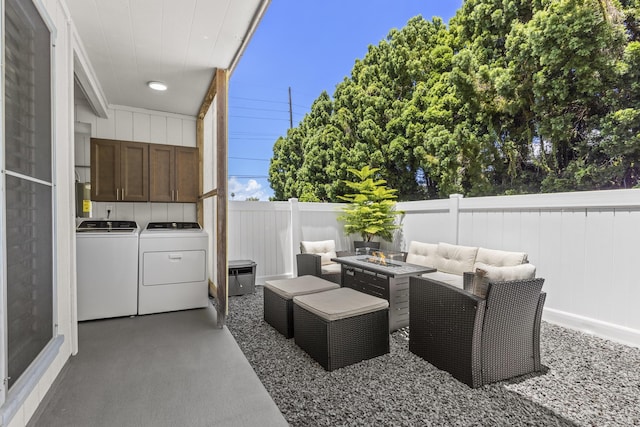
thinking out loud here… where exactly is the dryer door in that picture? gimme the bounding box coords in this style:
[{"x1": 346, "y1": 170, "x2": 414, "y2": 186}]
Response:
[{"x1": 143, "y1": 250, "x2": 206, "y2": 286}]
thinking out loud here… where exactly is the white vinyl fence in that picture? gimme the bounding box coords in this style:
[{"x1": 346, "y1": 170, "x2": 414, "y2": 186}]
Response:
[{"x1": 228, "y1": 189, "x2": 640, "y2": 348}]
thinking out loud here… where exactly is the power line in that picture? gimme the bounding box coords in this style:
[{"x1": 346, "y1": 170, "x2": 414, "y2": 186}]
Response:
[
  {"x1": 229, "y1": 115, "x2": 290, "y2": 121},
  {"x1": 231, "y1": 81, "x2": 327, "y2": 103},
  {"x1": 231, "y1": 105, "x2": 290, "y2": 114},
  {"x1": 229, "y1": 137, "x2": 279, "y2": 141},
  {"x1": 229, "y1": 131, "x2": 283, "y2": 136},
  {"x1": 229, "y1": 156, "x2": 270, "y2": 161},
  {"x1": 229, "y1": 96, "x2": 311, "y2": 112},
  {"x1": 230, "y1": 95, "x2": 289, "y2": 105},
  {"x1": 229, "y1": 175, "x2": 269, "y2": 179}
]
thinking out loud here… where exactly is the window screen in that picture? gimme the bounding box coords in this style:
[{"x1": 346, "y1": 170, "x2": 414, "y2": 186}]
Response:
[{"x1": 4, "y1": 0, "x2": 53, "y2": 390}]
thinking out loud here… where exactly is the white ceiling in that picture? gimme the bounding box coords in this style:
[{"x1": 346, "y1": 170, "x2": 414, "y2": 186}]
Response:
[{"x1": 66, "y1": 0, "x2": 269, "y2": 117}]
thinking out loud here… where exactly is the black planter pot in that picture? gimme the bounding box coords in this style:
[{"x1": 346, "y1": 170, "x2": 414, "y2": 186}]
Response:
[{"x1": 353, "y1": 240, "x2": 381, "y2": 253}]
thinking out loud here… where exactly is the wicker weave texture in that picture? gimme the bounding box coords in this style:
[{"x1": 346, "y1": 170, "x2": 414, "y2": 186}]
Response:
[
  {"x1": 409, "y1": 277, "x2": 485, "y2": 387},
  {"x1": 293, "y1": 304, "x2": 389, "y2": 371},
  {"x1": 480, "y1": 279, "x2": 545, "y2": 384},
  {"x1": 263, "y1": 286, "x2": 294, "y2": 338},
  {"x1": 296, "y1": 253, "x2": 341, "y2": 284},
  {"x1": 409, "y1": 275, "x2": 546, "y2": 388}
]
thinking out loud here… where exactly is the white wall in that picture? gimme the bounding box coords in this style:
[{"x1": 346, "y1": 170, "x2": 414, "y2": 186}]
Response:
[{"x1": 74, "y1": 103, "x2": 198, "y2": 228}]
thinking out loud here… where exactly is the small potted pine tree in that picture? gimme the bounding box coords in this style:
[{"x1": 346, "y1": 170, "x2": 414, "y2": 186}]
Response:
[{"x1": 338, "y1": 166, "x2": 403, "y2": 252}]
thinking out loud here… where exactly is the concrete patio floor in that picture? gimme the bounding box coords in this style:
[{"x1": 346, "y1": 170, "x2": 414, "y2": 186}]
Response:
[{"x1": 27, "y1": 301, "x2": 287, "y2": 427}]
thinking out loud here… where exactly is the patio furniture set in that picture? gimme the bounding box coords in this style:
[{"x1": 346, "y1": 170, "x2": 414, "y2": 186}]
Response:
[{"x1": 263, "y1": 240, "x2": 546, "y2": 388}]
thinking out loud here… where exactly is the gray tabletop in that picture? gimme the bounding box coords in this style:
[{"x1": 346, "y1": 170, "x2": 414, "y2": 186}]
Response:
[{"x1": 331, "y1": 255, "x2": 435, "y2": 278}]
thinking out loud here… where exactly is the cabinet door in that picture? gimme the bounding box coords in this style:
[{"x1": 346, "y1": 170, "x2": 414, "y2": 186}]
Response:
[
  {"x1": 175, "y1": 147, "x2": 198, "y2": 202},
  {"x1": 149, "y1": 144, "x2": 175, "y2": 202},
  {"x1": 90, "y1": 138, "x2": 120, "y2": 201},
  {"x1": 121, "y1": 141, "x2": 149, "y2": 201}
]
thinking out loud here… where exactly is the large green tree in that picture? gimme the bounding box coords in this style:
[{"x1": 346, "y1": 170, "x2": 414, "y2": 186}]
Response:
[{"x1": 269, "y1": 0, "x2": 640, "y2": 201}]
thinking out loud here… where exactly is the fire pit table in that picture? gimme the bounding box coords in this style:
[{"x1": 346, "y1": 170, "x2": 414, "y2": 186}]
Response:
[{"x1": 331, "y1": 254, "x2": 435, "y2": 332}]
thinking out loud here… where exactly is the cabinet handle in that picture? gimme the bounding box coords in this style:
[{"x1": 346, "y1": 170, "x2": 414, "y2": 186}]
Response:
[
  {"x1": 176, "y1": 190, "x2": 179, "y2": 201},
  {"x1": 116, "y1": 188, "x2": 120, "y2": 201},
  {"x1": 122, "y1": 188, "x2": 125, "y2": 199}
]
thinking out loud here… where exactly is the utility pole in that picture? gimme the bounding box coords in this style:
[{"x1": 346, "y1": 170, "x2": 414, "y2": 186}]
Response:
[{"x1": 288, "y1": 86, "x2": 293, "y2": 129}]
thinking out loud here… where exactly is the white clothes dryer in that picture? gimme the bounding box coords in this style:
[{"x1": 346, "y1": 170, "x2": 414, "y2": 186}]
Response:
[{"x1": 138, "y1": 222, "x2": 209, "y2": 315}]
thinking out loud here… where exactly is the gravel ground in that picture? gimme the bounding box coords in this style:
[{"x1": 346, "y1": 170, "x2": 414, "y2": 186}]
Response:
[{"x1": 226, "y1": 286, "x2": 640, "y2": 427}]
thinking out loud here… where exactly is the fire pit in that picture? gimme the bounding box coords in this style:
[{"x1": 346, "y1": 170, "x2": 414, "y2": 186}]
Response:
[
  {"x1": 361, "y1": 251, "x2": 403, "y2": 268},
  {"x1": 363, "y1": 257, "x2": 401, "y2": 268}
]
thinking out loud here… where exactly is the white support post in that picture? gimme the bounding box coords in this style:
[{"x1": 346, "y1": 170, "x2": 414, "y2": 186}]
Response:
[
  {"x1": 289, "y1": 198, "x2": 300, "y2": 276},
  {"x1": 449, "y1": 194, "x2": 463, "y2": 244}
]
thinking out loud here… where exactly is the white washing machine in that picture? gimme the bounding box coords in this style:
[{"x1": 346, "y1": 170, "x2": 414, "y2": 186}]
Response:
[
  {"x1": 76, "y1": 220, "x2": 140, "y2": 321},
  {"x1": 138, "y1": 222, "x2": 209, "y2": 315}
]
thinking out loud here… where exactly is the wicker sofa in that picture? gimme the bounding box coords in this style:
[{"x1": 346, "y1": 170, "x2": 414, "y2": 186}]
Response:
[
  {"x1": 405, "y1": 241, "x2": 536, "y2": 287},
  {"x1": 409, "y1": 275, "x2": 546, "y2": 387},
  {"x1": 406, "y1": 241, "x2": 546, "y2": 387}
]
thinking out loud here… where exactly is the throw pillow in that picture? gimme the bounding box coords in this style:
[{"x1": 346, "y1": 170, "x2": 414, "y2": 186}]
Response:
[
  {"x1": 474, "y1": 262, "x2": 536, "y2": 281},
  {"x1": 472, "y1": 268, "x2": 489, "y2": 298}
]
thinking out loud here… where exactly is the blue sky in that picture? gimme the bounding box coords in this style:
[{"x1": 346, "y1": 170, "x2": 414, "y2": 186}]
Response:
[{"x1": 228, "y1": 0, "x2": 464, "y2": 201}]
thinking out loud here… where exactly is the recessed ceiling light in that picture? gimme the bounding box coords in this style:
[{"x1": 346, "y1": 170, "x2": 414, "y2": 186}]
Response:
[{"x1": 147, "y1": 81, "x2": 167, "y2": 91}]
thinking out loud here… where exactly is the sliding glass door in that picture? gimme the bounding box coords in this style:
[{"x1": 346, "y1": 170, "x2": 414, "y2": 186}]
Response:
[{"x1": 2, "y1": 0, "x2": 54, "y2": 393}]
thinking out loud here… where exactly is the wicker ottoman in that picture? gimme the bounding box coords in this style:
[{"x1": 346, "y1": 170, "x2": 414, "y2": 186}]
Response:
[
  {"x1": 263, "y1": 275, "x2": 340, "y2": 338},
  {"x1": 293, "y1": 287, "x2": 390, "y2": 371}
]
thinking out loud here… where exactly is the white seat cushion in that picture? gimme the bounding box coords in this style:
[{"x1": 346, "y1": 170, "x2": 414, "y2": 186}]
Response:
[
  {"x1": 405, "y1": 241, "x2": 438, "y2": 267},
  {"x1": 435, "y1": 242, "x2": 478, "y2": 275},
  {"x1": 474, "y1": 262, "x2": 536, "y2": 281},
  {"x1": 475, "y1": 247, "x2": 528, "y2": 267},
  {"x1": 300, "y1": 240, "x2": 337, "y2": 266},
  {"x1": 293, "y1": 287, "x2": 388, "y2": 321},
  {"x1": 264, "y1": 275, "x2": 340, "y2": 300},
  {"x1": 321, "y1": 263, "x2": 341, "y2": 275},
  {"x1": 422, "y1": 271, "x2": 464, "y2": 289}
]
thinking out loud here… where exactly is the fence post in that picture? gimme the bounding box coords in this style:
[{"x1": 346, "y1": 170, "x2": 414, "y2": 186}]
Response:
[
  {"x1": 289, "y1": 198, "x2": 300, "y2": 276},
  {"x1": 449, "y1": 194, "x2": 463, "y2": 244}
]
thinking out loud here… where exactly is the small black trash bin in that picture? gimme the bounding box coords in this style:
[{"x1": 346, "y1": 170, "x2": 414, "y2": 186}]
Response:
[{"x1": 228, "y1": 260, "x2": 256, "y2": 296}]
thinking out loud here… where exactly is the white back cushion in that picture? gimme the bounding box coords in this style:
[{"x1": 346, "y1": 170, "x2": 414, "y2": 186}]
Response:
[
  {"x1": 475, "y1": 247, "x2": 528, "y2": 267},
  {"x1": 406, "y1": 241, "x2": 439, "y2": 267},
  {"x1": 300, "y1": 240, "x2": 337, "y2": 265},
  {"x1": 475, "y1": 262, "x2": 536, "y2": 281},
  {"x1": 435, "y1": 242, "x2": 478, "y2": 275}
]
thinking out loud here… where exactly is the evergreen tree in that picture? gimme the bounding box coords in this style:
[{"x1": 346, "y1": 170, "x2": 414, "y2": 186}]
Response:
[{"x1": 268, "y1": 0, "x2": 640, "y2": 200}]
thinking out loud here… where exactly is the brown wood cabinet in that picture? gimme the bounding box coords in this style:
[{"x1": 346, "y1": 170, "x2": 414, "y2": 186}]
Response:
[
  {"x1": 91, "y1": 138, "x2": 149, "y2": 202},
  {"x1": 149, "y1": 145, "x2": 198, "y2": 202}
]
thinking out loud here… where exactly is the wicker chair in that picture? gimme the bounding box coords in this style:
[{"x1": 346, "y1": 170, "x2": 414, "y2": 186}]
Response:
[
  {"x1": 296, "y1": 240, "x2": 349, "y2": 284},
  {"x1": 409, "y1": 274, "x2": 546, "y2": 388}
]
